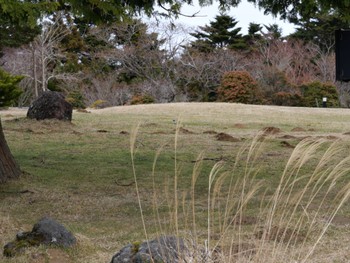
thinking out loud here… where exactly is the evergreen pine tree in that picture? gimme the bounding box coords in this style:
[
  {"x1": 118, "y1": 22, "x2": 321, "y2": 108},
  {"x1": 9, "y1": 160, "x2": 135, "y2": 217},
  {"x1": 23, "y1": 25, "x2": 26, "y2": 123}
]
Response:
[
  {"x1": 190, "y1": 14, "x2": 246, "y2": 52},
  {"x1": 0, "y1": 68, "x2": 23, "y2": 107},
  {"x1": 290, "y1": 12, "x2": 349, "y2": 52}
]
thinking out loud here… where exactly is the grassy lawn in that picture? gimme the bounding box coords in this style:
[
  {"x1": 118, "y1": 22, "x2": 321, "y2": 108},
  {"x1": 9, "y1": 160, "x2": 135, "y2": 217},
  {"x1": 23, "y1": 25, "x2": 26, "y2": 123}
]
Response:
[{"x1": 1, "y1": 103, "x2": 350, "y2": 262}]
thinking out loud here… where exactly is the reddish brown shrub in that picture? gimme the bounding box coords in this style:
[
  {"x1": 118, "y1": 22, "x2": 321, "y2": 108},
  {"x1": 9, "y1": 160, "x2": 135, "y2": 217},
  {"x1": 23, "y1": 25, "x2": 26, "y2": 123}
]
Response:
[
  {"x1": 130, "y1": 94, "x2": 155, "y2": 105},
  {"x1": 217, "y1": 71, "x2": 261, "y2": 104}
]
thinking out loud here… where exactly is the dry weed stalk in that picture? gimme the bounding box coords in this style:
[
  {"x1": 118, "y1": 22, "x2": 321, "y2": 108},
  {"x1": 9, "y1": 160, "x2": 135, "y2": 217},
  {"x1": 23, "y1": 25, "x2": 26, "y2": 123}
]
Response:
[{"x1": 130, "y1": 128, "x2": 350, "y2": 263}]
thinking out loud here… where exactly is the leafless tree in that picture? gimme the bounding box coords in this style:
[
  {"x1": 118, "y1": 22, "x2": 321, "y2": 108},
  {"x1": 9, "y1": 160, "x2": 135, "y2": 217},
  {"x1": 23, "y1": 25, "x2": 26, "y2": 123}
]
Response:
[
  {"x1": 176, "y1": 48, "x2": 249, "y2": 101},
  {"x1": 0, "y1": 13, "x2": 70, "y2": 103},
  {"x1": 80, "y1": 74, "x2": 133, "y2": 106},
  {"x1": 31, "y1": 13, "x2": 69, "y2": 96}
]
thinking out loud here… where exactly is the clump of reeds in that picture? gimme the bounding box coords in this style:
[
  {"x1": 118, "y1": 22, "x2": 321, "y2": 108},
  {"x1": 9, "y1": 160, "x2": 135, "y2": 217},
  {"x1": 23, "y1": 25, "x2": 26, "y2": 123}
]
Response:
[{"x1": 130, "y1": 123, "x2": 350, "y2": 263}]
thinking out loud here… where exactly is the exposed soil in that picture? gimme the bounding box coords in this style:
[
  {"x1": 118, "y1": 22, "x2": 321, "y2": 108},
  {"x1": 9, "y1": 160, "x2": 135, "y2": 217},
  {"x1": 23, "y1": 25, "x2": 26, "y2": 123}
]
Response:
[
  {"x1": 280, "y1": 141, "x2": 295, "y2": 148},
  {"x1": 291, "y1": 127, "x2": 306, "y2": 132},
  {"x1": 262, "y1": 126, "x2": 282, "y2": 135},
  {"x1": 216, "y1": 132, "x2": 240, "y2": 142},
  {"x1": 76, "y1": 109, "x2": 91, "y2": 113},
  {"x1": 4, "y1": 118, "x2": 75, "y2": 134},
  {"x1": 279, "y1": 135, "x2": 297, "y2": 140},
  {"x1": 325, "y1": 135, "x2": 339, "y2": 140},
  {"x1": 179, "y1": 127, "x2": 195, "y2": 134},
  {"x1": 203, "y1": 130, "x2": 218, "y2": 135}
]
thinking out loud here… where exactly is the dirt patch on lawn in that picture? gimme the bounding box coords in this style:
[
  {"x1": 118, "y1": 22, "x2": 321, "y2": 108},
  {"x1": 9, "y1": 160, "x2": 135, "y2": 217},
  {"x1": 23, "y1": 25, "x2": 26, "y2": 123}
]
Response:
[
  {"x1": 179, "y1": 127, "x2": 196, "y2": 134},
  {"x1": 216, "y1": 132, "x2": 240, "y2": 142},
  {"x1": 203, "y1": 130, "x2": 218, "y2": 135},
  {"x1": 4, "y1": 118, "x2": 76, "y2": 134},
  {"x1": 291, "y1": 127, "x2": 306, "y2": 132},
  {"x1": 262, "y1": 126, "x2": 282, "y2": 135},
  {"x1": 280, "y1": 140, "x2": 295, "y2": 148}
]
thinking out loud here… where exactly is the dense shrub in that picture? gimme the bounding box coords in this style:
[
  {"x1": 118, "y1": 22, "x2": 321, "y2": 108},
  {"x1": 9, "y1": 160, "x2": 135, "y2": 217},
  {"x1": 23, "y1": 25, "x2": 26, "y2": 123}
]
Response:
[
  {"x1": 130, "y1": 94, "x2": 155, "y2": 105},
  {"x1": 258, "y1": 67, "x2": 297, "y2": 105},
  {"x1": 299, "y1": 81, "x2": 339, "y2": 107},
  {"x1": 0, "y1": 68, "x2": 23, "y2": 107},
  {"x1": 90, "y1": 99, "x2": 109, "y2": 109},
  {"x1": 66, "y1": 91, "x2": 86, "y2": 109},
  {"x1": 272, "y1": 92, "x2": 302, "y2": 106},
  {"x1": 217, "y1": 71, "x2": 261, "y2": 104}
]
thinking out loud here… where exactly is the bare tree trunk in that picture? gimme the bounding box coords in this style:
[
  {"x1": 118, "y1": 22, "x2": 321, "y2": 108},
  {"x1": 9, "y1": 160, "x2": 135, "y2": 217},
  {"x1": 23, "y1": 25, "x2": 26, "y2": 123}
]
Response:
[
  {"x1": 0, "y1": 119, "x2": 21, "y2": 183},
  {"x1": 41, "y1": 47, "x2": 46, "y2": 92},
  {"x1": 31, "y1": 44, "x2": 39, "y2": 98}
]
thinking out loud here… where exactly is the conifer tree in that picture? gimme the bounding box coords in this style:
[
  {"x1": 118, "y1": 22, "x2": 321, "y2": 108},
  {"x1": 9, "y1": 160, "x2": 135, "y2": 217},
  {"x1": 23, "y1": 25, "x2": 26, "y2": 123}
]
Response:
[
  {"x1": 190, "y1": 14, "x2": 246, "y2": 52},
  {"x1": 0, "y1": 68, "x2": 23, "y2": 107},
  {"x1": 290, "y1": 12, "x2": 350, "y2": 52}
]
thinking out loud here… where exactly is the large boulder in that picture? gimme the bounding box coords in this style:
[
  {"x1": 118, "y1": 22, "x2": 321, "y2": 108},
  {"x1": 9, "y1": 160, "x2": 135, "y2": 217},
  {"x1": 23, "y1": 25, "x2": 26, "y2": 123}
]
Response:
[
  {"x1": 3, "y1": 217, "x2": 76, "y2": 257},
  {"x1": 27, "y1": 91, "x2": 73, "y2": 121},
  {"x1": 110, "y1": 236, "x2": 190, "y2": 263}
]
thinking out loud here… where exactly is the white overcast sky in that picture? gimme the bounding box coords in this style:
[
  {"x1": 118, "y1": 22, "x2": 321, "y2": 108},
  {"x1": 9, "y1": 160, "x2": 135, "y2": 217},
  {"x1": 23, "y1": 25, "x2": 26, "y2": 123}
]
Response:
[{"x1": 145, "y1": 0, "x2": 296, "y2": 36}]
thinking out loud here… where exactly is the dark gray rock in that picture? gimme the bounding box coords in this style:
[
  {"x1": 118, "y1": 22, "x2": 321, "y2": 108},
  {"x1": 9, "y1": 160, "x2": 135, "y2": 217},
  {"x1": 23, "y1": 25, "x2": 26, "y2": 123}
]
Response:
[
  {"x1": 110, "y1": 236, "x2": 189, "y2": 263},
  {"x1": 3, "y1": 217, "x2": 76, "y2": 257},
  {"x1": 31, "y1": 217, "x2": 76, "y2": 247},
  {"x1": 27, "y1": 91, "x2": 73, "y2": 121}
]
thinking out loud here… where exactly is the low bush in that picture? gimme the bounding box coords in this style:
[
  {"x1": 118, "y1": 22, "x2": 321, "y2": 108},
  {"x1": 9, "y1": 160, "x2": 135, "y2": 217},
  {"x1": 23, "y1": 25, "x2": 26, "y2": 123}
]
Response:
[
  {"x1": 272, "y1": 91, "x2": 302, "y2": 106},
  {"x1": 0, "y1": 68, "x2": 23, "y2": 107},
  {"x1": 217, "y1": 71, "x2": 261, "y2": 104},
  {"x1": 299, "y1": 81, "x2": 339, "y2": 107},
  {"x1": 90, "y1": 99, "x2": 108, "y2": 108},
  {"x1": 66, "y1": 91, "x2": 86, "y2": 109},
  {"x1": 130, "y1": 94, "x2": 155, "y2": 105}
]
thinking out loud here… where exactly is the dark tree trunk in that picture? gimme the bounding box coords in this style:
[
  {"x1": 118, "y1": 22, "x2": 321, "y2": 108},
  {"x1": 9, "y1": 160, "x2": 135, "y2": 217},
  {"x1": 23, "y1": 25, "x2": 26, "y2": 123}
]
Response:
[{"x1": 0, "y1": 119, "x2": 21, "y2": 183}]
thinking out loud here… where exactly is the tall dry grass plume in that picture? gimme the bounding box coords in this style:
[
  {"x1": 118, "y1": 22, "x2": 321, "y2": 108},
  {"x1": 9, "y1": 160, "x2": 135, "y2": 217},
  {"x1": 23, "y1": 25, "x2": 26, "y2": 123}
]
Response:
[{"x1": 130, "y1": 124, "x2": 350, "y2": 263}]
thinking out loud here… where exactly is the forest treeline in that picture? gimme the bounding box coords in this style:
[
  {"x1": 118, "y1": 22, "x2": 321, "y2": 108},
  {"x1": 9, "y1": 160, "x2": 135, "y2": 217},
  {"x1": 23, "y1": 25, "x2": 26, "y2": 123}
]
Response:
[{"x1": 1, "y1": 1, "x2": 350, "y2": 108}]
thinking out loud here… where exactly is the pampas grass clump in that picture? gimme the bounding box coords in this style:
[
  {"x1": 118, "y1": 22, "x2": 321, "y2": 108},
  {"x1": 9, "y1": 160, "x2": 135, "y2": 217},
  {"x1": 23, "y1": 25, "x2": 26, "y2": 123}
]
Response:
[{"x1": 130, "y1": 124, "x2": 350, "y2": 263}]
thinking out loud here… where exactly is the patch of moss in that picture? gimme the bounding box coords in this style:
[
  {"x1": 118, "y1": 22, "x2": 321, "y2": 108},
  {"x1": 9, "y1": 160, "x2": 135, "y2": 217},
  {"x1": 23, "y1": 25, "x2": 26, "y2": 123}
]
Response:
[
  {"x1": 132, "y1": 241, "x2": 141, "y2": 254},
  {"x1": 3, "y1": 233, "x2": 45, "y2": 257},
  {"x1": 3, "y1": 240, "x2": 28, "y2": 257}
]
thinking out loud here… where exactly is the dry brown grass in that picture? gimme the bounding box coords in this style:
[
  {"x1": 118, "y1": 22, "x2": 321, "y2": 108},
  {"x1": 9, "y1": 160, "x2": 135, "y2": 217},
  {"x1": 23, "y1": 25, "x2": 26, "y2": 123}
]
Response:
[{"x1": 1, "y1": 103, "x2": 350, "y2": 262}]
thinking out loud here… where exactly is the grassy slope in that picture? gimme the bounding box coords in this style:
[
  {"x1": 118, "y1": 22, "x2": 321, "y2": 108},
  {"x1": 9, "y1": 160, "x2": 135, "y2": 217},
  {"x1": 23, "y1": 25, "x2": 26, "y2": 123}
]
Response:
[{"x1": 1, "y1": 103, "x2": 350, "y2": 262}]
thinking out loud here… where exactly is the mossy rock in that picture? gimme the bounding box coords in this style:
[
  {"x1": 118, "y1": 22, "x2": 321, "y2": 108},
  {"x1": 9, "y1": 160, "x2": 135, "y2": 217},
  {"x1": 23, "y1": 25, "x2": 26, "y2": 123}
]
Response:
[
  {"x1": 3, "y1": 217, "x2": 76, "y2": 257},
  {"x1": 110, "y1": 236, "x2": 188, "y2": 263}
]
